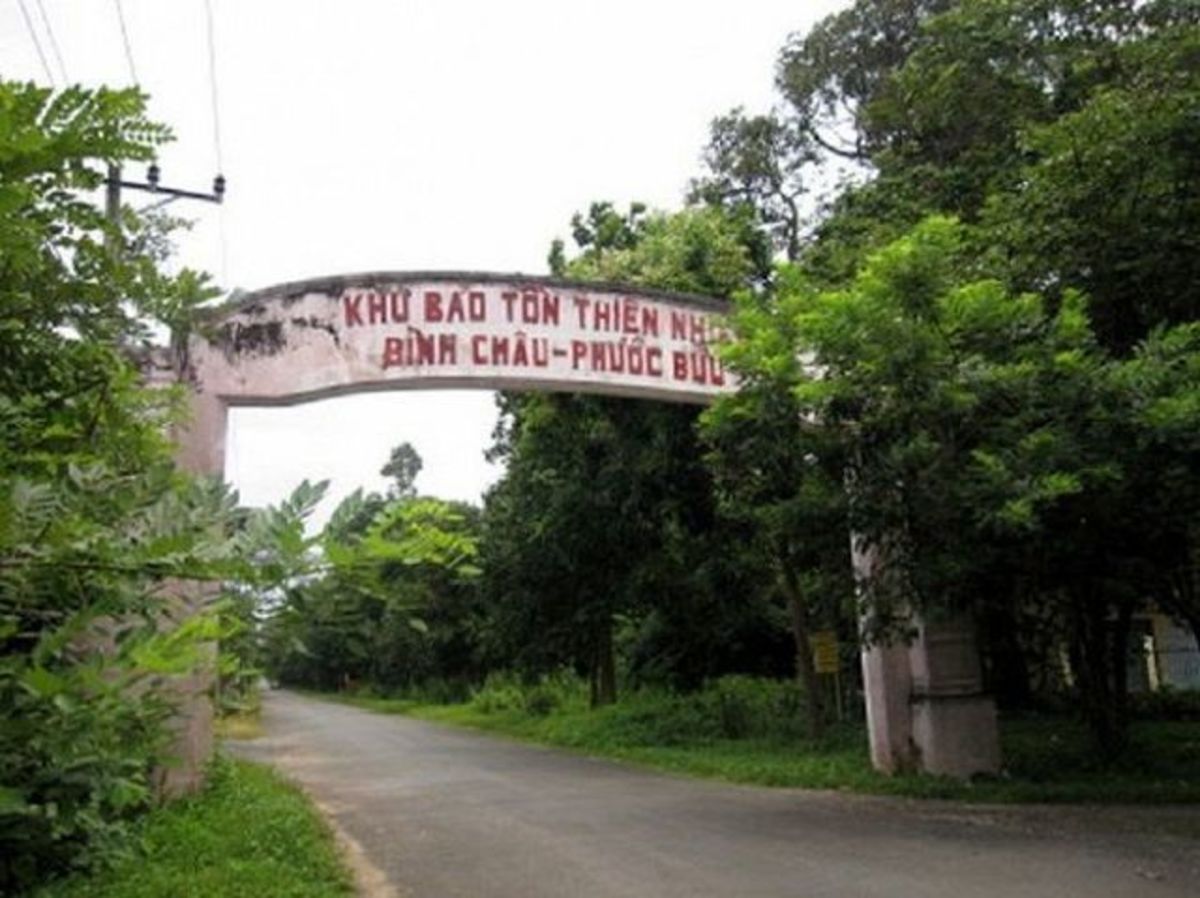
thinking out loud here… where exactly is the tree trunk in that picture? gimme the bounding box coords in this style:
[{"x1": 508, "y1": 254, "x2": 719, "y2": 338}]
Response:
[
  {"x1": 1071, "y1": 594, "x2": 1129, "y2": 758},
  {"x1": 1109, "y1": 600, "x2": 1134, "y2": 748},
  {"x1": 1161, "y1": 563, "x2": 1200, "y2": 654},
  {"x1": 589, "y1": 616, "x2": 617, "y2": 708},
  {"x1": 780, "y1": 562, "x2": 824, "y2": 738},
  {"x1": 980, "y1": 602, "x2": 1032, "y2": 709}
]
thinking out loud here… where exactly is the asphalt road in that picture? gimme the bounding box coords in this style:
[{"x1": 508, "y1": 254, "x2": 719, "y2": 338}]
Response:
[{"x1": 234, "y1": 690, "x2": 1200, "y2": 898}]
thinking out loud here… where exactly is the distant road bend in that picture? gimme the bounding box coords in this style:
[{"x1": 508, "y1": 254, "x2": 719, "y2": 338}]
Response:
[{"x1": 234, "y1": 690, "x2": 1200, "y2": 898}]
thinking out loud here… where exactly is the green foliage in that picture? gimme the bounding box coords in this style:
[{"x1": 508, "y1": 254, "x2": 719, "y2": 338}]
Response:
[
  {"x1": 478, "y1": 201, "x2": 778, "y2": 707},
  {"x1": 729, "y1": 211, "x2": 1200, "y2": 753},
  {"x1": 33, "y1": 757, "x2": 353, "y2": 898},
  {"x1": 463, "y1": 673, "x2": 813, "y2": 744},
  {"x1": 1130, "y1": 687, "x2": 1200, "y2": 723},
  {"x1": 332, "y1": 683, "x2": 1200, "y2": 804},
  {"x1": 469, "y1": 670, "x2": 588, "y2": 717},
  {"x1": 379, "y1": 441, "x2": 422, "y2": 499},
  {"x1": 560, "y1": 203, "x2": 766, "y2": 297},
  {"x1": 261, "y1": 476, "x2": 482, "y2": 694},
  {"x1": 692, "y1": 0, "x2": 1200, "y2": 757},
  {"x1": 0, "y1": 78, "x2": 334, "y2": 892},
  {"x1": 690, "y1": 110, "x2": 812, "y2": 262}
]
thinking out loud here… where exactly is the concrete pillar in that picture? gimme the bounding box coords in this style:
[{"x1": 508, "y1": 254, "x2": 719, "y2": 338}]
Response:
[
  {"x1": 861, "y1": 641, "x2": 915, "y2": 773},
  {"x1": 908, "y1": 617, "x2": 1001, "y2": 778},
  {"x1": 141, "y1": 354, "x2": 228, "y2": 796},
  {"x1": 175, "y1": 387, "x2": 229, "y2": 479},
  {"x1": 854, "y1": 536, "x2": 1001, "y2": 779}
]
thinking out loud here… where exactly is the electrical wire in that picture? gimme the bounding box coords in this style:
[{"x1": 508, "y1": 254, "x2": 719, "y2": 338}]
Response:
[
  {"x1": 16, "y1": 0, "x2": 56, "y2": 86},
  {"x1": 34, "y1": 0, "x2": 68, "y2": 83},
  {"x1": 203, "y1": 0, "x2": 224, "y2": 173},
  {"x1": 203, "y1": 0, "x2": 230, "y2": 285},
  {"x1": 112, "y1": 0, "x2": 139, "y2": 85}
]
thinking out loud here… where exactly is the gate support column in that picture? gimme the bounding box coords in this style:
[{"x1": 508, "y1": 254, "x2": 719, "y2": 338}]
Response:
[
  {"x1": 147, "y1": 352, "x2": 229, "y2": 795},
  {"x1": 854, "y1": 538, "x2": 1000, "y2": 779},
  {"x1": 907, "y1": 617, "x2": 1001, "y2": 778}
]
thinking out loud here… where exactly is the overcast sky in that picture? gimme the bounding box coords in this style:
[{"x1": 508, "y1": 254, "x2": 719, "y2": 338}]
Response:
[{"x1": 3, "y1": 0, "x2": 845, "y2": 520}]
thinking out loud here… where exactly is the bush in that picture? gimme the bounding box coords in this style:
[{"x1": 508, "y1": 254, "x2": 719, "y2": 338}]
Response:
[
  {"x1": 523, "y1": 685, "x2": 558, "y2": 717},
  {"x1": 468, "y1": 675, "x2": 814, "y2": 746},
  {"x1": 1130, "y1": 687, "x2": 1200, "y2": 722},
  {"x1": 470, "y1": 669, "x2": 588, "y2": 716},
  {"x1": 0, "y1": 667, "x2": 170, "y2": 892},
  {"x1": 470, "y1": 672, "x2": 528, "y2": 714}
]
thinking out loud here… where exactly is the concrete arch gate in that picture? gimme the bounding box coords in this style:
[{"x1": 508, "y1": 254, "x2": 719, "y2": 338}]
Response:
[{"x1": 162, "y1": 272, "x2": 999, "y2": 790}]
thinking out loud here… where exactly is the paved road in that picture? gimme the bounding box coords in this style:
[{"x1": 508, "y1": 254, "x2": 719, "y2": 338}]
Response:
[{"x1": 235, "y1": 690, "x2": 1200, "y2": 898}]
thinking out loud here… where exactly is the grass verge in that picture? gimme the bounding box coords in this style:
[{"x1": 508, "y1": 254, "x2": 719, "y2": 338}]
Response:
[
  {"x1": 34, "y1": 757, "x2": 353, "y2": 898},
  {"x1": 318, "y1": 690, "x2": 1200, "y2": 804},
  {"x1": 215, "y1": 709, "x2": 264, "y2": 741}
]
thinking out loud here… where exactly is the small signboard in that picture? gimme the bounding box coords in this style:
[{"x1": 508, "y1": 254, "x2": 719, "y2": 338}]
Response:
[{"x1": 810, "y1": 631, "x2": 840, "y2": 674}]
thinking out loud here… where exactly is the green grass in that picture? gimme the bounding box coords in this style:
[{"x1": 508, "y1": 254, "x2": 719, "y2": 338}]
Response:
[
  {"x1": 318, "y1": 689, "x2": 1200, "y2": 804},
  {"x1": 215, "y1": 709, "x2": 265, "y2": 740},
  {"x1": 34, "y1": 757, "x2": 353, "y2": 898}
]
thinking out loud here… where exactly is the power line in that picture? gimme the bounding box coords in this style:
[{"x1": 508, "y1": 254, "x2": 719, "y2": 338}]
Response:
[
  {"x1": 34, "y1": 0, "x2": 68, "y2": 83},
  {"x1": 16, "y1": 0, "x2": 56, "y2": 86},
  {"x1": 112, "y1": 0, "x2": 139, "y2": 85},
  {"x1": 203, "y1": 0, "x2": 229, "y2": 285},
  {"x1": 203, "y1": 0, "x2": 224, "y2": 173}
]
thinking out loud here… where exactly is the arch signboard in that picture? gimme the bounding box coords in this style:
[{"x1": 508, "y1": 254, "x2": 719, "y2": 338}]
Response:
[
  {"x1": 176, "y1": 272, "x2": 734, "y2": 474},
  {"x1": 167, "y1": 270, "x2": 998, "y2": 785}
]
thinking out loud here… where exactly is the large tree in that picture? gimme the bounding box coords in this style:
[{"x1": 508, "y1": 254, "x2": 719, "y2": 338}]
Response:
[{"x1": 481, "y1": 205, "x2": 772, "y2": 705}]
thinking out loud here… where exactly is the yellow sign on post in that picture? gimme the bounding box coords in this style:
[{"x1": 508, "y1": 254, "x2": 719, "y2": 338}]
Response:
[{"x1": 810, "y1": 631, "x2": 840, "y2": 674}]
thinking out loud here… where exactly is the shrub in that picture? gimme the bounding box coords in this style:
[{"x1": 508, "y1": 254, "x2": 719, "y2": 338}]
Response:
[
  {"x1": 1130, "y1": 687, "x2": 1200, "y2": 722},
  {"x1": 470, "y1": 672, "x2": 527, "y2": 713},
  {"x1": 470, "y1": 669, "x2": 587, "y2": 716}
]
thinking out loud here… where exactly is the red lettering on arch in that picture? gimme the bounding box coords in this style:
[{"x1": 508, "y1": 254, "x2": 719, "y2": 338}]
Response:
[
  {"x1": 424, "y1": 291, "x2": 444, "y2": 322},
  {"x1": 672, "y1": 350, "x2": 687, "y2": 381},
  {"x1": 471, "y1": 335, "x2": 488, "y2": 365},
  {"x1": 382, "y1": 337, "x2": 404, "y2": 369},
  {"x1": 343, "y1": 293, "x2": 364, "y2": 327}
]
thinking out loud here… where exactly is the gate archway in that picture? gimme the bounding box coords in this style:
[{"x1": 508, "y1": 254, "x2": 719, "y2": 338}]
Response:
[
  {"x1": 166, "y1": 271, "x2": 998, "y2": 787},
  {"x1": 175, "y1": 273, "x2": 733, "y2": 476}
]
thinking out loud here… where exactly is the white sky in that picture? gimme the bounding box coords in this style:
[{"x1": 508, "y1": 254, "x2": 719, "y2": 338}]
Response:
[{"x1": 3, "y1": 0, "x2": 846, "y2": 520}]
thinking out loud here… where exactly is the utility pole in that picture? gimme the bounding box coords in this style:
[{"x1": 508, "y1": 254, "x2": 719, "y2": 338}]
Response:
[{"x1": 104, "y1": 162, "x2": 225, "y2": 253}]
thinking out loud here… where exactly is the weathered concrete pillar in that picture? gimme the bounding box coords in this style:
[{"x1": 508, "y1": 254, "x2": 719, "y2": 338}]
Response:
[
  {"x1": 854, "y1": 537, "x2": 916, "y2": 773},
  {"x1": 854, "y1": 536, "x2": 1000, "y2": 779},
  {"x1": 861, "y1": 640, "x2": 915, "y2": 773},
  {"x1": 175, "y1": 386, "x2": 229, "y2": 479},
  {"x1": 908, "y1": 617, "x2": 1001, "y2": 778},
  {"x1": 142, "y1": 354, "x2": 228, "y2": 796}
]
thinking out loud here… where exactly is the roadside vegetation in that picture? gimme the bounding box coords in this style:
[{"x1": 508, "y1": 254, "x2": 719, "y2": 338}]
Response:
[
  {"x1": 33, "y1": 758, "x2": 352, "y2": 898},
  {"x1": 0, "y1": 82, "x2": 471, "y2": 894},
  {"x1": 318, "y1": 674, "x2": 1200, "y2": 804},
  {"x1": 261, "y1": 0, "x2": 1200, "y2": 808},
  {"x1": 5, "y1": 0, "x2": 1200, "y2": 892}
]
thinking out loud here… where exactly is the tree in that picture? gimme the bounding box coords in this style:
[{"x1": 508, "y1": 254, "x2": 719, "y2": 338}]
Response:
[
  {"x1": 690, "y1": 110, "x2": 815, "y2": 262},
  {"x1": 261, "y1": 487, "x2": 481, "y2": 693},
  {"x1": 733, "y1": 214, "x2": 1200, "y2": 753},
  {"x1": 381, "y1": 441, "x2": 423, "y2": 499},
  {"x1": 981, "y1": 21, "x2": 1200, "y2": 353},
  {"x1": 482, "y1": 203, "x2": 770, "y2": 706},
  {"x1": 692, "y1": 1, "x2": 954, "y2": 267},
  {"x1": 776, "y1": 0, "x2": 954, "y2": 163},
  {"x1": 695, "y1": 3, "x2": 1200, "y2": 746},
  {"x1": 702, "y1": 294, "x2": 853, "y2": 735}
]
